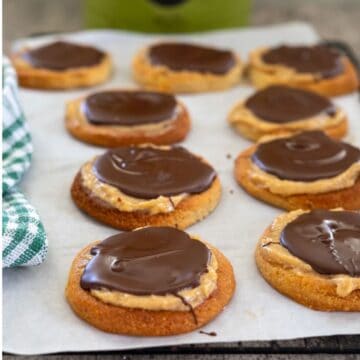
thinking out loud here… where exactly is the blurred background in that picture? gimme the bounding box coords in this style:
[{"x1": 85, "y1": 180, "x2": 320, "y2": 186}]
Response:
[{"x1": 3, "y1": 0, "x2": 360, "y2": 57}]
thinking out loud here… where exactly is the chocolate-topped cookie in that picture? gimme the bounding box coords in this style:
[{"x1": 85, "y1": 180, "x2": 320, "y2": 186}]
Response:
[
  {"x1": 281, "y1": 210, "x2": 360, "y2": 276},
  {"x1": 235, "y1": 131, "x2": 360, "y2": 210},
  {"x1": 66, "y1": 90, "x2": 190, "y2": 147},
  {"x1": 71, "y1": 145, "x2": 221, "y2": 230},
  {"x1": 262, "y1": 45, "x2": 343, "y2": 78},
  {"x1": 148, "y1": 43, "x2": 236, "y2": 75},
  {"x1": 255, "y1": 209, "x2": 360, "y2": 311},
  {"x1": 81, "y1": 227, "x2": 210, "y2": 296},
  {"x1": 13, "y1": 41, "x2": 111, "y2": 89},
  {"x1": 22, "y1": 41, "x2": 105, "y2": 71},
  {"x1": 245, "y1": 86, "x2": 336, "y2": 123},
  {"x1": 228, "y1": 86, "x2": 347, "y2": 141},
  {"x1": 132, "y1": 42, "x2": 243, "y2": 93},
  {"x1": 66, "y1": 227, "x2": 236, "y2": 335},
  {"x1": 248, "y1": 44, "x2": 359, "y2": 97},
  {"x1": 84, "y1": 90, "x2": 177, "y2": 126},
  {"x1": 93, "y1": 146, "x2": 216, "y2": 199},
  {"x1": 252, "y1": 131, "x2": 360, "y2": 182}
]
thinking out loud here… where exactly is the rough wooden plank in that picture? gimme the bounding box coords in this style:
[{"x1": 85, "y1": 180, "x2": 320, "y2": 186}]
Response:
[
  {"x1": 5, "y1": 354, "x2": 360, "y2": 360},
  {"x1": 304, "y1": 336, "x2": 340, "y2": 351}
]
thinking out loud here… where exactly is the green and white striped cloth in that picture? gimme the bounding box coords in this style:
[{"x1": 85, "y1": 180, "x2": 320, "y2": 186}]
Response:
[{"x1": 3, "y1": 57, "x2": 47, "y2": 268}]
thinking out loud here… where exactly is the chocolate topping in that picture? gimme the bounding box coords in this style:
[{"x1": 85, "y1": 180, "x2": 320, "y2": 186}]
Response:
[
  {"x1": 22, "y1": 41, "x2": 105, "y2": 71},
  {"x1": 252, "y1": 131, "x2": 360, "y2": 182},
  {"x1": 262, "y1": 45, "x2": 343, "y2": 78},
  {"x1": 281, "y1": 210, "x2": 360, "y2": 276},
  {"x1": 80, "y1": 227, "x2": 211, "y2": 295},
  {"x1": 245, "y1": 85, "x2": 336, "y2": 123},
  {"x1": 93, "y1": 146, "x2": 217, "y2": 199},
  {"x1": 148, "y1": 42, "x2": 236, "y2": 74},
  {"x1": 84, "y1": 90, "x2": 177, "y2": 126}
]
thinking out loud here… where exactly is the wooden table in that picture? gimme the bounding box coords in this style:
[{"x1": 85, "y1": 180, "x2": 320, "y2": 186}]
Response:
[
  {"x1": 4, "y1": 336, "x2": 360, "y2": 359},
  {"x1": 3, "y1": 0, "x2": 360, "y2": 358}
]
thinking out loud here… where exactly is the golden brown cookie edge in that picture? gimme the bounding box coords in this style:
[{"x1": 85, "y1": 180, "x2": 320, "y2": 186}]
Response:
[
  {"x1": 255, "y1": 225, "x2": 360, "y2": 311},
  {"x1": 71, "y1": 171, "x2": 222, "y2": 230},
  {"x1": 11, "y1": 52, "x2": 112, "y2": 90},
  {"x1": 234, "y1": 145, "x2": 360, "y2": 210},
  {"x1": 65, "y1": 98, "x2": 191, "y2": 147},
  {"x1": 66, "y1": 240, "x2": 235, "y2": 335}
]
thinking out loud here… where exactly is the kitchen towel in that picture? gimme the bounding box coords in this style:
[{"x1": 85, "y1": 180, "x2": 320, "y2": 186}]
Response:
[{"x1": 2, "y1": 57, "x2": 47, "y2": 268}]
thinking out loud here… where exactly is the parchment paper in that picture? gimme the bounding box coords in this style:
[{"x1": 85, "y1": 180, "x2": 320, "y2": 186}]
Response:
[{"x1": 4, "y1": 22, "x2": 360, "y2": 355}]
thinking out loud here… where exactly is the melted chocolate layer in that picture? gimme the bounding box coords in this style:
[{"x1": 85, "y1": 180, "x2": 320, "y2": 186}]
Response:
[
  {"x1": 148, "y1": 42, "x2": 236, "y2": 74},
  {"x1": 245, "y1": 85, "x2": 336, "y2": 123},
  {"x1": 252, "y1": 131, "x2": 360, "y2": 181},
  {"x1": 262, "y1": 45, "x2": 343, "y2": 78},
  {"x1": 84, "y1": 91, "x2": 177, "y2": 126},
  {"x1": 80, "y1": 227, "x2": 210, "y2": 295},
  {"x1": 93, "y1": 146, "x2": 216, "y2": 199},
  {"x1": 281, "y1": 210, "x2": 360, "y2": 276},
  {"x1": 22, "y1": 41, "x2": 105, "y2": 71}
]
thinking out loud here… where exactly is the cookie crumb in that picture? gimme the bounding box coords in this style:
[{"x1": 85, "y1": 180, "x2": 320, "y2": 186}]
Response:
[
  {"x1": 229, "y1": 189, "x2": 234, "y2": 194},
  {"x1": 226, "y1": 153, "x2": 232, "y2": 159}
]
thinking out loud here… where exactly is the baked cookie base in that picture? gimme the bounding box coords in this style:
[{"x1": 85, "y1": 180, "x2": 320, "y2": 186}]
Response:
[
  {"x1": 11, "y1": 53, "x2": 112, "y2": 90},
  {"x1": 235, "y1": 146, "x2": 360, "y2": 210},
  {"x1": 249, "y1": 57, "x2": 359, "y2": 97},
  {"x1": 132, "y1": 48, "x2": 243, "y2": 93},
  {"x1": 65, "y1": 99, "x2": 191, "y2": 147},
  {"x1": 255, "y1": 227, "x2": 360, "y2": 311},
  {"x1": 228, "y1": 111, "x2": 348, "y2": 142},
  {"x1": 71, "y1": 172, "x2": 222, "y2": 230},
  {"x1": 66, "y1": 242, "x2": 235, "y2": 335}
]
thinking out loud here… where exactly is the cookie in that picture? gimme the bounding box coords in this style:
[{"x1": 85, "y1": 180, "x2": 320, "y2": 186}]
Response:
[
  {"x1": 71, "y1": 145, "x2": 221, "y2": 230},
  {"x1": 66, "y1": 227, "x2": 236, "y2": 335},
  {"x1": 228, "y1": 85, "x2": 348, "y2": 141},
  {"x1": 235, "y1": 131, "x2": 360, "y2": 210},
  {"x1": 12, "y1": 41, "x2": 111, "y2": 89},
  {"x1": 256, "y1": 209, "x2": 360, "y2": 311},
  {"x1": 132, "y1": 42, "x2": 243, "y2": 93},
  {"x1": 65, "y1": 90, "x2": 191, "y2": 147},
  {"x1": 249, "y1": 45, "x2": 359, "y2": 97}
]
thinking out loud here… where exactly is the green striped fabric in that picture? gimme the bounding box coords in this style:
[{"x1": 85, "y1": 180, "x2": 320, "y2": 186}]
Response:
[{"x1": 2, "y1": 58, "x2": 47, "y2": 268}]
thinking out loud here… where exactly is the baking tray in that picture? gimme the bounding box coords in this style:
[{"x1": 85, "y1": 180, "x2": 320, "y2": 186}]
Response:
[{"x1": 3, "y1": 22, "x2": 360, "y2": 355}]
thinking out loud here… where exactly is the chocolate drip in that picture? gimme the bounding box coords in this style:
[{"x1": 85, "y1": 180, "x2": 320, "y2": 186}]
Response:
[
  {"x1": 148, "y1": 42, "x2": 236, "y2": 74},
  {"x1": 84, "y1": 91, "x2": 177, "y2": 126},
  {"x1": 252, "y1": 131, "x2": 360, "y2": 181},
  {"x1": 175, "y1": 293, "x2": 198, "y2": 324},
  {"x1": 199, "y1": 330, "x2": 217, "y2": 336},
  {"x1": 245, "y1": 85, "x2": 336, "y2": 123},
  {"x1": 281, "y1": 210, "x2": 360, "y2": 276},
  {"x1": 262, "y1": 45, "x2": 343, "y2": 78},
  {"x1": 22, "y1": 41, "x2": 105, "y2": 71},
  {"x1": 81, "y1": 227, "x2": 211, "y2": 322},
  {"x1": 93, "y1": 146, "x2": 217, "y2": 199}
]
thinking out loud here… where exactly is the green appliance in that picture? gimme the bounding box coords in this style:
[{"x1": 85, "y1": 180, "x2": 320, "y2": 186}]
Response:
[{"x1": 85, "y1": 0, "x2": 251, "y2": 33}]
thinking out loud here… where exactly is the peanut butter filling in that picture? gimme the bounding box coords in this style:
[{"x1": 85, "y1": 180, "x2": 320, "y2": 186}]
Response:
[
  {"x1": 70, "y1": 97, "x2": 180, "y2": 136},
  {"x1": 249, "y1": 160, "x2": 360, "y2": 196},
  {"x1": 247, "y1": 133, "x2": 360, "y2": 196},
  {"x1": 90, "y1": 236, "x2": 218, "y2": 311},
  {"x1": 228, "y1": 101, "x2": 345, "y2": 135},
  {"x1": 260, "y1": 209, "x2": 360, "y2": 297},
  {"x1": 249, "y1": 47, "x2": 345, "y2": 84},
  {"x1": 133, "y1": 46, "x2": 243, "y2": 90},
  {"x1": 81, "y1": 160, "x2": 188, "y2": 215}
]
